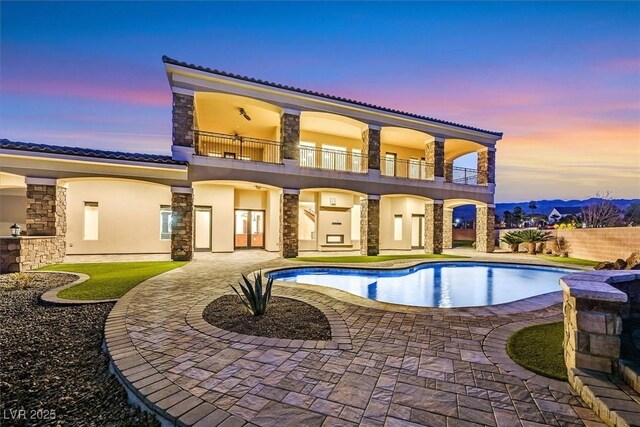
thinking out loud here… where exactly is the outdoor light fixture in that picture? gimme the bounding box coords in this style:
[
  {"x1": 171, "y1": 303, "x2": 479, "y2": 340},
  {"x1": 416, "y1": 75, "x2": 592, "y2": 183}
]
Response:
[
  {"x1": 238, "y1": 108, "x2": 251, "y2": 121},
  {"x1": 10, "y1": 223, "x2": 21, "y2": 237}
]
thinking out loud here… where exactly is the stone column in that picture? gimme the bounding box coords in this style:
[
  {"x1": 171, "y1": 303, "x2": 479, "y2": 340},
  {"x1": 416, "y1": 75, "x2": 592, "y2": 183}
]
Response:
[
  {"x1": 475, "y1": 205, "x2": 495, "y2": 253},
  {"x1": 477, "y1": 147, "x2": 496, "y2": 185},
  {"x1": 360, "y1": 195, "x2": 380, "y2": 256},
  {"x1": 444, "y1": 162, "x2": 453, "y2": 183},
  {"x1": 280, "y1": 189, "x2": 299, "y2": 258},
  {"x1": 425, "y1": 137, "x2": 445, "y2": 180},
  {"x1": 172, "y1": 92, "x2": 195, "y2": 148},
  {"x1": 280, "y1": 109, "x2": 300, "y2": 162},
  {"x1": 26, "y1": 177, "x2": 66, "y2": 237},
  {"x1": 171, "y1": 187, "x2": 193, "y2": 261},
  {"x1": 362, "y1": 125, "x2": 381, "y2": 171},
  {"x1": 424, "y1": 200, "x2": 444, "y2": 254},
  {"x1": 443, "y1": 207, "x2": 453, "y2": 249}
]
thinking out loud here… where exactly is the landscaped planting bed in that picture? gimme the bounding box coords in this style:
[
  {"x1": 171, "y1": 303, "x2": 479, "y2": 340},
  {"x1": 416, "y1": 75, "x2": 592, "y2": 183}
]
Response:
[
  {"x1": 204, "y1": 295, "x2": 331, "y2": 340},
  {"x1": 0, "y1": 272, "x2": 158, "y2": 426}
]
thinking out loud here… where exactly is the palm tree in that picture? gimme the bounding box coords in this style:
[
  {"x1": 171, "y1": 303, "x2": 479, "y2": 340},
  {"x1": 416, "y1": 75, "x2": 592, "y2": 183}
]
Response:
[
  {"x1": 516, "y1": 229, "x2": 553, "y2": 254},
  {"x1": 528, "y1": 200, "x2": 537, "y2": 216},
  {"x1": 500, "y1": 231, "x2": 523, "y2": 253}
]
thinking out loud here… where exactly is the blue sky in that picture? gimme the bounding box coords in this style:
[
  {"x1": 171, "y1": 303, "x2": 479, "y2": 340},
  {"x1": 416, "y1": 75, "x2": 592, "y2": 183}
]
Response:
[{"x1": 2, "y1": 1, "x2": 639, "y2": 201}]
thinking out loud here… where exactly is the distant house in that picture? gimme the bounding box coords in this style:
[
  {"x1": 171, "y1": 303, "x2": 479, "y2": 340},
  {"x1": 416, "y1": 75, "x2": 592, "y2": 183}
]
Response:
[{"x1": 548, "y1": 207, "x2": 582, "y2": 223}]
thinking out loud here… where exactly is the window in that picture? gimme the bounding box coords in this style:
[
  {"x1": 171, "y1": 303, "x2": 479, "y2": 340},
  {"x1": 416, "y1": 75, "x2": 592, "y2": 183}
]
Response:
[
  {"x1": 83, "y1": 202, "x2": 99, "y2": 240},
  {"x1": 393, "y1": 215, "x2": 403, "y2": 241},
  {"x1": 160, "y1": 206, "x2": 172, "y2": 240},
  {"x1": 351, "y1": 148, "x2": 362, "y2": 172},
  {"x1": 322, "y1": 144, "x2": 347, "y2": 171},
  {"x1": 385, "y1": 153, "x2": 397, "y2": 176},
  {"x1": 300, "y1": 142, "x2": 316, "y2": 168}
]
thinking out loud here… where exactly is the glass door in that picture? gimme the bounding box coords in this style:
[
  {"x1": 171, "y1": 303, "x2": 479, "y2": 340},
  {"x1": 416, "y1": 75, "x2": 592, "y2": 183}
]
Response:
[
  {"x1": 411, "y1": 214, "x2": 424, "y2": 248},
  {"x1": 235, "y1": 209, "x2": 265, "y2": 249},
  {"x1": 194, "y1": 206, "x2": 212, "y2": 251}
]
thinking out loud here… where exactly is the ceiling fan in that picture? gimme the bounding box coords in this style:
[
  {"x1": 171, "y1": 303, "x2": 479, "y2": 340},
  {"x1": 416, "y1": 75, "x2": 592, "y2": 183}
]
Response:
[{"x1": 238, "y1": 108, "x2": 251, "y2": 121}]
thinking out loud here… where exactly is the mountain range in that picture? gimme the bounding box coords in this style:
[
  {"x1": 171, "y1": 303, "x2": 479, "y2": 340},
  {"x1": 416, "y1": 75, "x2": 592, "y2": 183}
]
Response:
[{"x1": 453, "y1": 198, "x2": 639, "y2": 221}]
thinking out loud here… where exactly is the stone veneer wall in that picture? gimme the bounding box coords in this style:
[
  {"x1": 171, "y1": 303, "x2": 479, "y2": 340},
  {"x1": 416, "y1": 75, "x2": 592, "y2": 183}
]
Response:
[
  {"x1": 26, "y1": 184, "x2": 66, "y2": 236},
  {"x1": 424, "y1": 202, "x2": 443, "y2": 254},
  {"x1": 280, "y1": 192, "x2": 299, "y2": 258},
  {"x1": 425, "y1": 138, "x2": 445, "y2": 179},
  {"x1": 443, "y1": 208, "x2": 453, "y2": 249},
  {"x1": 362, "y1": 128, "x2": 380, "y2": 170},
  {"x1": 475, "y1": 206, "x2": 495, "y2": 253},
  {"x1": 172, "y1": 93, "x2": 194, "y2": 148},
  {"x1": 477, "y1": 148, "x2": 496, "y2": 185},
  {"x1": 444, "y1": 162, "x2": 453, "y2": 183},
  {"x1": 171, "y1": 192, "x2": 193, "y2": 261},
  {"x1": 280, "y1": 113, "x2": 300, "y2": 161},
  {"x1": 0, "y1": 237, "x2": 65, "y2": 273},
  {"x1": 360, "y1": 197, "x2": 380, "y2": 256}
]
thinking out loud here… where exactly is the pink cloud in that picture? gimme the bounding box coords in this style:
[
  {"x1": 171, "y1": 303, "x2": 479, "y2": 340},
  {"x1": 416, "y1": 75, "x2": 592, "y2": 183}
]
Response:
[{"x1": 595, "y1": 57, "x2": 640, "y2": 73}]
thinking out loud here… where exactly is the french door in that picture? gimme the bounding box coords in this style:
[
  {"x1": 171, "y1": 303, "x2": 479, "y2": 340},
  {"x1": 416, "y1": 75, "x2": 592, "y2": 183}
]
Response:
[
  {"x1": 411, "y1": 214, "x2": 425, "y2": 248},
  {"x1": 234, "y1": 209, "x2": 265, "y2": 249}
]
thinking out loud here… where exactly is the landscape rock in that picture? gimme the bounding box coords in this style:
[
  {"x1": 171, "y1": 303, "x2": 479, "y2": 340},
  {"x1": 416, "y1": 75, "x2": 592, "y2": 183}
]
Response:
[
  {"x1": 613, "y1": 259, "x2": 628, "y2": 270},
  {"x1": 625, "y1": 252, "x2": 640, "y2": 270},
  {"x1": 595, "y1": 261, "x2": 614, "y2": 270}
]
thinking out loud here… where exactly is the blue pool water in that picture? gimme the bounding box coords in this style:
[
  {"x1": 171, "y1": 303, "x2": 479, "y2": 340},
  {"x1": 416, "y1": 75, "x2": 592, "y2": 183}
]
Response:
[{"x1": 268, "y1": 262, "x2": 574, "y2": 308}]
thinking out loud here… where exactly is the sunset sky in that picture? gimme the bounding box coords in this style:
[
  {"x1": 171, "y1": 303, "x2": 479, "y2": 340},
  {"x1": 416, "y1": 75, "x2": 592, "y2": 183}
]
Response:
[{"x1": 1, "y1": 2, "x2": 639, "y2": 202}]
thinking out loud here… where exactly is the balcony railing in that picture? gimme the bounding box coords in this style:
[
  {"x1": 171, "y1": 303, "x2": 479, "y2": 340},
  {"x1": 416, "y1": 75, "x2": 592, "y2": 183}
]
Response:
[
  {"x1": 299, "y1": 146, "x2": 368, "y2": 173},
  {"x1": 380, "y1": 157, "x2": 434, "y2": 180},
  {"x1": 451, "y1": 166, "x2": 478, "y2": 185},
  {"x1": 195, "y1": 130, "x2": 282, "y2": 164}
]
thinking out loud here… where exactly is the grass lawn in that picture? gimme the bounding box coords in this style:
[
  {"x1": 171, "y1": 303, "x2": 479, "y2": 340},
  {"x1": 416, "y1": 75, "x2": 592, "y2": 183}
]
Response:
[
  {"x1": 40, "y1": 261, "x2": 187, "y2": 300},
  {"x1": 538, "y1": 255, "x2": 598, "y2": 267},
  {"x1": 293, "y1": 254, "x2": 468, "y2": 263},
  {"x1": 506, "y1": 321, "x2": 567, "y2": 381}
]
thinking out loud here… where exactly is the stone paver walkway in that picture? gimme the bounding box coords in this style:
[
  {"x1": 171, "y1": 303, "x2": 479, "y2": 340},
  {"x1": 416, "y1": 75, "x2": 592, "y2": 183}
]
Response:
[{"x1": 105, "y1": 252, "x2": 606, "y2": 427}]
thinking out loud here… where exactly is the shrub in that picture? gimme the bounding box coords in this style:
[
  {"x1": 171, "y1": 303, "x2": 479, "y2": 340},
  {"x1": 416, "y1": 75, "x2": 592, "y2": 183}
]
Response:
[
  {"x1": 229, "y1": 271, "x2": 273, "y2": 316},
  {"x1": 501, "y1": 231, "x2": 524, "y2": 253},
  {"x1": 549, "y1": 236, "x2": 571, "y2": 257},
  {"x1": 514, "y1": 229, "x2": 553, "y2": 254}
]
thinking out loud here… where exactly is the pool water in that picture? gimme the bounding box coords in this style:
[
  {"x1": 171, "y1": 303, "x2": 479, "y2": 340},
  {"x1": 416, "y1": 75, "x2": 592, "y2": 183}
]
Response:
[{"x1": 268, "y1": 262, "x2": 574, "y2": 308}]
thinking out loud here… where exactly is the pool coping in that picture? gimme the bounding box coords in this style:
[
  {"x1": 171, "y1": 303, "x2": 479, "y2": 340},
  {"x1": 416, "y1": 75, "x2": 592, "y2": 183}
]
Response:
[{"x1": 257, "y1": 259, "x2": 579, "y2": 316}]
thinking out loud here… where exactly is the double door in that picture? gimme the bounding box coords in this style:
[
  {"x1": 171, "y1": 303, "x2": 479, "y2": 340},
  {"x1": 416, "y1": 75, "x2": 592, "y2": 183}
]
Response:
[{"x1": 234, "y1": 209, "x2": 265, "y2": 249}]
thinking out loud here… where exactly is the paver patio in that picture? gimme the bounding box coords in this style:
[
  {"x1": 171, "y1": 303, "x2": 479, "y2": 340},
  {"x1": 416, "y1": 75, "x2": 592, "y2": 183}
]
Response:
[{"x1": 105, "y1": 252, "x2": 606, "y2": 426}]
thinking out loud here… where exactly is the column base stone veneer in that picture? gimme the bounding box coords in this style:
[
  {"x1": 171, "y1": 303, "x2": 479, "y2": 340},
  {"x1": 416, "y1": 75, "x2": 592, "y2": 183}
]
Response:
[
  {"x1": 280, "y1": 189, "x2": 299, "y2": 258},
  {"x1": 424, "y1": 200, "x2": 444, "y2": 254},
  {"x1": 475, "y1": 205, "x2": 495, "y2": 253},
  {"x1": 360, "y1": 195, "x2": 380, "y2": 256},
  {"x1": 171, "y1": 187, "x2": 194, "y2": 261}
]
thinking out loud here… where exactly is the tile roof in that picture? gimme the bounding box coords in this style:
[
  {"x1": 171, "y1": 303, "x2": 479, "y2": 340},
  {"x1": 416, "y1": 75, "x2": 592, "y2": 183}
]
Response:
[
  {"x1": 0, "y1": 139, "x2": 186, "y2": 166},
  {"x1": 162, "y1": 56, "x2": 504, "y2": 138}
]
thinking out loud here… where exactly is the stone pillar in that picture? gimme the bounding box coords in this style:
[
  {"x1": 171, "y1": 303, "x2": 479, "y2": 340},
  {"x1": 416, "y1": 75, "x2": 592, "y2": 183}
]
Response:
[
  {"x1": 280, "y1": 109, "x2": 300, "y2": 162},
  {"x1": 443, "y1": 208, "x2": 453, "y2": 249},
  {"x1": 280, "y1": 189, "x2": 299, "y2": 258},
  {"x1": 477, "y1": 147, "x2": 496, "y2": 185},
  {"x1": 444, "y1": 162, "x2": 453, "y2": 183},
  {"x1": 362, "y1": 125, "x2": 381, "y2": 170},
  {"x1": 475, "y1": 205, "x2": 495, "y2": 253},
  {"x1": 172, "y1": 92, "x2": 195, "y2": 148},
  {"x1": 171, "y1": 187, "x2": 193, "y2": 261},
  {"x1": 425, "y1": 137, "x2": 445, "y2": 180},
  {"x1": 360, "y1": 195, "x2": 380, "y2": 256},
  {"x1": 424, "y1": 200, "x2": 444, "y2": 254},
  {"x1": 25, "y1": 178, "x2": 66, "y2": 237}
]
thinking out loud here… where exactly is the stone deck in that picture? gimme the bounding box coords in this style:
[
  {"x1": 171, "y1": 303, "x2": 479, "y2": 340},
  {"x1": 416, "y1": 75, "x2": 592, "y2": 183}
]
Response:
[{"x1": 105, "y1": 252, "x2": 606, "y2": 426}]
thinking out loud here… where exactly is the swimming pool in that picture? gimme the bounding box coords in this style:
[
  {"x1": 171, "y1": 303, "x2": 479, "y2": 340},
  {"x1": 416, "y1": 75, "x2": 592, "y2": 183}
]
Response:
[{"x1": 267, "y1": 262, "x2": 574, "y2": 308}]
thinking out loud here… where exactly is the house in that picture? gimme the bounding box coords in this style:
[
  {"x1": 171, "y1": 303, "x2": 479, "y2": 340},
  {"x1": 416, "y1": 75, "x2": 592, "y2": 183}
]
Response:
[
  {"x1": 0, "y1": 56, "x2": 503, "y2": 272},
  {"x1": 548, "y1": 207, "x2": 583, "y2": 223}
]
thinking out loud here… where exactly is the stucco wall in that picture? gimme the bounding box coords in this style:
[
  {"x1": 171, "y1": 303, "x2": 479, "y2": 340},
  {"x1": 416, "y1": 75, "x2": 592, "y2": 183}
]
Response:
[
  {"x1": 0, "y1": 193, "x2": 27, "y2": 234},
  {"x1": 66, "y1": 180, "x2": 172, "y2": 254},
  {"x1": 193, "y1": 184, "x2": 234, "y2": 252},
  {"x1": 380, "y1": 196, "x2": 426, "y2": 250}
]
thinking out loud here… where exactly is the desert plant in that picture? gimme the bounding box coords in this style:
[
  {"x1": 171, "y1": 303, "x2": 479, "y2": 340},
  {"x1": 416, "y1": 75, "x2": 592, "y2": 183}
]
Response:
[
  {"x1": 229, "y1": 271, "x2": 273, "y2": 316},
  {"x1": 501, "y1": 231, "x2": 524, "y2": 253},
  {"x1": 549, "y1": 236, "x2": 571, "y2": 257},
  {"x1": 516, "y1": 229, "x2": 553, "y2": 254}
]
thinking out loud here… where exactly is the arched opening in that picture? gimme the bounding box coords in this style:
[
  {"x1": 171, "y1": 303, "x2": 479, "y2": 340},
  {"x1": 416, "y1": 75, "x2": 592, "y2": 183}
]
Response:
[
  {"x1": 444, "y1": 199, "x2": 492, "y2": 250},
  {"x1": 444, "y1": 139, "x2": 487, "y2": 185},
  {"x1": 380, "y1": 127, "x2": 434, "y2": 179},
  {"x1": 299, "y1": 188, "x2": 365, "y2": 252}
]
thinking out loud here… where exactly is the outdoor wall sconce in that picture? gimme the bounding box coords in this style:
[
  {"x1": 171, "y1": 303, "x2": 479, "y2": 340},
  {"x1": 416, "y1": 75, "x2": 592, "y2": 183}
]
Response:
[
  {"x1": 329, "y1": 198, "x2": 336, "y2": 206},
  {"x1": 10, "y1": 223, "x2": 21, "y2": 237}
]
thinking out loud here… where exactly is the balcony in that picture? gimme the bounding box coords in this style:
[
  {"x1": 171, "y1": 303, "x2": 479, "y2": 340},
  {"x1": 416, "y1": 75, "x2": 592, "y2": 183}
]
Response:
[
  {"x1": 195, "y1": 130, "x2": 282, "y2": 164},
  {"x1": 451, "y1": 166, "x2": 478, "y2": 185},
  {"x1": 299, "y1": 145, "x2": 368, "y2": 173},
  {"x1": 381, "y1": 157, "x2": 433, "y2": 180}
]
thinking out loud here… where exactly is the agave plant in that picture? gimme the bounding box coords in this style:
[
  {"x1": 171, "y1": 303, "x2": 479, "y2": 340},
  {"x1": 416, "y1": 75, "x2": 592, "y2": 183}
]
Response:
[
  {"x1": 515, "y1": 229, "x2": 553, "y2": 254},
  {"x1": 549, "y1": 236, "x2": 571, "y2": 257},
  {"x1": 229, "y1": 271, "x2": 273, "y2": 316},
  {"x1": 500, "y1": 231, "x2": 524, "y2": 253}
]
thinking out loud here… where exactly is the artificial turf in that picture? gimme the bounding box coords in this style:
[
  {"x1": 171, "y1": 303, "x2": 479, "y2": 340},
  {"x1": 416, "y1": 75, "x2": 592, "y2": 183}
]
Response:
[
  {"x1": 40, "y1": 261, "x2": 187, "y2": 300},
  {"x1": 538, "y1": 255, "x2": 598, "y2": 267},
  {"x1": 506, "y1": 321, "x2": 567, "y2": 381},
  {"x1": 293, "y1": 254, "x2": 468, "y2": 263}
]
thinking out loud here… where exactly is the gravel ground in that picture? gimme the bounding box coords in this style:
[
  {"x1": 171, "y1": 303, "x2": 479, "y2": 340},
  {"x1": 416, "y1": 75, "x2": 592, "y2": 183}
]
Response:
[
  {"x1": 204, "y1": 295, "x2": 332, "y2": 340},
  {"x1": 0, "y1": 272, "x2": 159, "y2": 426}
]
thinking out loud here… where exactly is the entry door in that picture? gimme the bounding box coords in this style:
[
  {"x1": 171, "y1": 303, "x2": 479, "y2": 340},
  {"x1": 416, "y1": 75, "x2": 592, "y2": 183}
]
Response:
[
  {"x1": 235, "y1": 210, "x2": 265, "y2": 249},
  {"x1": 194, "y1": 206, "x2": 212, "y2": 251},
  {"x1": 411, "y1": 215, "x2": 425, "y2": 248}
]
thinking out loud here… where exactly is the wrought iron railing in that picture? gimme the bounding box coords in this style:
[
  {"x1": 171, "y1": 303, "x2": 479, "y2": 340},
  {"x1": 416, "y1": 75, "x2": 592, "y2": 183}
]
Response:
[
  {"x1": 299, "y1": 146, "x2": 368, "y2": 173},
  {"x1": 451, "y1": 166, "x2": 478, "y2": 185},
  {"x1": 194, "y1": 130, "x2": 282, "y2": 164},
  {"x1": 380, "y1": 157, "x2": 434, "y2": 180}
]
